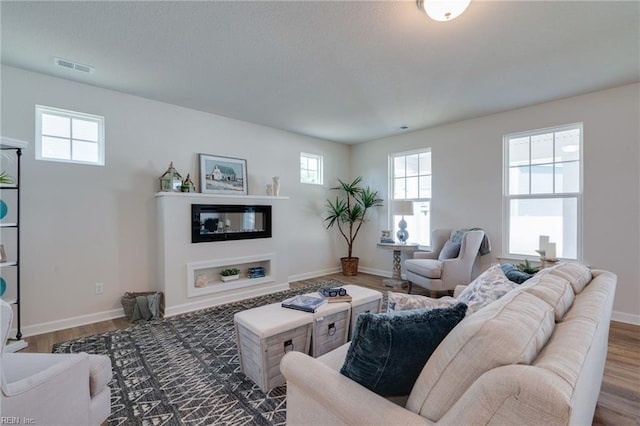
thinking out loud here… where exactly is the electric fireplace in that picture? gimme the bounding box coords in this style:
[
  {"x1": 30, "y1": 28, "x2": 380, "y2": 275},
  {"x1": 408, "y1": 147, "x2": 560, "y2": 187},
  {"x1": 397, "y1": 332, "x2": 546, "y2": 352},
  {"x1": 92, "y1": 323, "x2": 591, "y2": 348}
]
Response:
[{"x1": 191, "y1": 204, "x2": 272, "y2": 243}]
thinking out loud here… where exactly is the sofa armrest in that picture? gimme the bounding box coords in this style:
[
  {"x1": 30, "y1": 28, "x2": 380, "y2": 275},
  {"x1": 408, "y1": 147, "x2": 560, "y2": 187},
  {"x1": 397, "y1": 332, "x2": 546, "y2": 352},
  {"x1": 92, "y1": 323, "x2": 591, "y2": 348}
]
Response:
[
  {"x1": 453, "y1": 285, "x2": 467, "y2": 298},
  {"x1": 281, "y1": 351, "x2": 432, "y2": 426},
  {"x1": 438, "y1": 365, "x2": 572, "y2": 425}
]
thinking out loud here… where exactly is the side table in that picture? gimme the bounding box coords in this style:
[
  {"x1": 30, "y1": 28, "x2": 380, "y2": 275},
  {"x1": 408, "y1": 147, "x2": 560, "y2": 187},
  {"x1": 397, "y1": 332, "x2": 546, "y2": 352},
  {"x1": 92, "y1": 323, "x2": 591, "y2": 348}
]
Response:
[{"x1": 376, "y1": 242, "x2": 419, "y2": 288}]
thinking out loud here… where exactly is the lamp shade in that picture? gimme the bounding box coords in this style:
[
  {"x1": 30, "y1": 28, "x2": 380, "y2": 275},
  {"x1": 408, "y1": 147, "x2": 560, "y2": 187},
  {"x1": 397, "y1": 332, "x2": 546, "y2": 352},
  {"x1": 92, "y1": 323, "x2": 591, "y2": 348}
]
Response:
[
  {"x1": 417, "y1": 0, "x2": 471, "y2": 22},
  {"x1": 393, "y1": 200, "x2": 414, "y2": 216}
]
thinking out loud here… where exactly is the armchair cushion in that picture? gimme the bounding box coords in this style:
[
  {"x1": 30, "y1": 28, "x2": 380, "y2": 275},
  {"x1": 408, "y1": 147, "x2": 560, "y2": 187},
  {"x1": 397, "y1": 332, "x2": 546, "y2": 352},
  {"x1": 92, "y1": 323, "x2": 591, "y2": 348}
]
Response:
[
  {"x1": 340, "y1": 303, "x2": 468, "y2": 397},
  {"x1": 405, "y1": 258, "x2": 442, "y2": 278},
  {"x1": 438, "y1": 240, "x2": 461, "y2": 260}
]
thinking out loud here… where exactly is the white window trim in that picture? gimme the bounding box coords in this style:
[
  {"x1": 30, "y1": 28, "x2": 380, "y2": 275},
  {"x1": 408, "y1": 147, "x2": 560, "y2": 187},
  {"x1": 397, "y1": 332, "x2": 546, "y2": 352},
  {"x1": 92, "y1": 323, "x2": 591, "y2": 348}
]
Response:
[
  {"x1": 502, "y1": 123, "x2": 583, "y2": 261},
  {"x1": 300, "y1": 152, "x2": 323, "y2": 185},
  {"x1": 35, "y1": 105, "x2": 105, "y2": 166},
  {"x1": 389, "y1": 148, "x2": 432, "y2": 250}
]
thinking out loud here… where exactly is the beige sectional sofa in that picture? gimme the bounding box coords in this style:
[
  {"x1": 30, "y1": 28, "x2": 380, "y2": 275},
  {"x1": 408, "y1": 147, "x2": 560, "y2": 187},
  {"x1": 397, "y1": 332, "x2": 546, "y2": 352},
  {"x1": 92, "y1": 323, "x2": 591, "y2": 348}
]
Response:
[{"x1": 281, "y1": 263, "x2": 616, "y2": 425}]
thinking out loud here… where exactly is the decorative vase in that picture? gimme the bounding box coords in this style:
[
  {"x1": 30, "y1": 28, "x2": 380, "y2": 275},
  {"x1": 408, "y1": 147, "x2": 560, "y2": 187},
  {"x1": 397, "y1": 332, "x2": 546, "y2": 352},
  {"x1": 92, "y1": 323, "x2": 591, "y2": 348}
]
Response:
[
  {"x1": 266, "y1": 184, "x2": 273, "y2": 196},
  {"x1": 272, "y1": 176, "x2": 280, "y2": 196}
]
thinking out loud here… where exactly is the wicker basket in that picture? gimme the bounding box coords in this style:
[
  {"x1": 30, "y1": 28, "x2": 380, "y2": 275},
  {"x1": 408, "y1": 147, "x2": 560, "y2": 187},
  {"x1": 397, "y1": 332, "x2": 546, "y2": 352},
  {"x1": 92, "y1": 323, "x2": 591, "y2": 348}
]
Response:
[{"x1": 121, "y1": 291, "x2": 165, "y2": 321}]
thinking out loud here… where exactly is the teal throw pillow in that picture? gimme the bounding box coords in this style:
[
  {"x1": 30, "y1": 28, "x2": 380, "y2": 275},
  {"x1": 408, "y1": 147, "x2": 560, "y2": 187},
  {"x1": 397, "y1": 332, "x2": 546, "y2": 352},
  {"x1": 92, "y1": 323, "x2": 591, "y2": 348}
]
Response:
[
  {"x1": 501, "y1": 263, "x2": 534, "y2": 284},
  {"x1": 340, "y1": 303, "x2": 468, "y2": 397}
]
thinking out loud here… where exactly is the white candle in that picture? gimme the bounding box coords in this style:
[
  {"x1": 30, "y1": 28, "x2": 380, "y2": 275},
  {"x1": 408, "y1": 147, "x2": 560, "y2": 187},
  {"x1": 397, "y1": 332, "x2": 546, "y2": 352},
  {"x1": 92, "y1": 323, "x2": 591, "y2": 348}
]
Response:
[
  {"x1": 546, "y1": 242, "x2": 556, "y2": 259},
  {"x1": 539, "y1": 235, "x2": 549, "y2": 252}
]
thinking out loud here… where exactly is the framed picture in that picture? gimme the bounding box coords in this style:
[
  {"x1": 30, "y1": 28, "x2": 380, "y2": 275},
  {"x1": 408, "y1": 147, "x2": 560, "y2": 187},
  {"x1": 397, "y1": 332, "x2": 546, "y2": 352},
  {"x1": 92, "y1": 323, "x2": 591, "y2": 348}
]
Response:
[
  {"x1": 0, "y1": 244, "x2": 6, "y2": 263},
  {"x1": 199, "y1": 154, "x2": 248, "y2": 195}
]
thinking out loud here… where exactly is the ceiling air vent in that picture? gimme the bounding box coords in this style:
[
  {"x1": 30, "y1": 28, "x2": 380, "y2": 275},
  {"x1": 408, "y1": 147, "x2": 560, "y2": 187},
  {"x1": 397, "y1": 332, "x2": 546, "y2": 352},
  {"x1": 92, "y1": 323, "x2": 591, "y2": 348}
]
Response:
[{"x1": 54, "y1": 57, "x2": 95, "y2": 74}]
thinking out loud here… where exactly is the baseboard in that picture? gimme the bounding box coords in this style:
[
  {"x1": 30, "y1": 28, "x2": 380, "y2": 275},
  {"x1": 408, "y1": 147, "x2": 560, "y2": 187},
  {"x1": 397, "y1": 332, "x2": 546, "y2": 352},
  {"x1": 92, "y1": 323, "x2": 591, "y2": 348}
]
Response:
[
  {"x1": 21, "y1": 307, "x2": 125, "y2": 338},
  {"x1": 165, "y1": 282, "x2": 290, "y2": 317},
  {"x1": 611, "y1": 310, "x2": 640, "y2": 325},
  {"x1": 288, "y1": 267, "x2": 341, "y2": 282},
  {"x1": 358, "y1": 267, "x2": 390, "y2": 278}
]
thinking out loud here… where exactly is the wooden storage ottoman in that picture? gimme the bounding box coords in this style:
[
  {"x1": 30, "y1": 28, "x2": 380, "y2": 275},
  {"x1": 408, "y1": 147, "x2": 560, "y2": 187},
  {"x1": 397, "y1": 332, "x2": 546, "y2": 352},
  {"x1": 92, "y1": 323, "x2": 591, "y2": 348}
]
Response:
[
  {"x1": 310, "y1": 302, "x2": 351, "y2": 357},
  {"x1": 234, "y1": 302, "x2": 312, "y2": 392},
  {"x1": 342, "y1": 285, "x2": 383, "y2": 338}
]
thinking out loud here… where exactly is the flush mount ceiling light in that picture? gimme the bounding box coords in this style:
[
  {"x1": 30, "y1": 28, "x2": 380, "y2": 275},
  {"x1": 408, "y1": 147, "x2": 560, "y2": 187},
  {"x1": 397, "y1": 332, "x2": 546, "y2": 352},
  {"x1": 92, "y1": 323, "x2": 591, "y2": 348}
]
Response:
[{"x1": 416, "y1": 0, "x2": 471, "y2": 22}]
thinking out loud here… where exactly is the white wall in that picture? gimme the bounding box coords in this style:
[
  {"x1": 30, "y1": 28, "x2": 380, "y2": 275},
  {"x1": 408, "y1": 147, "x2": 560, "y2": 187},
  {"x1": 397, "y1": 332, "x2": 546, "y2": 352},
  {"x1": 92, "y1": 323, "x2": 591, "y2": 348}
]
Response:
[
  {"x1": 352, "y1": 83, "x2": 640, "y2": 324},
  {"x1": 2, "y1": 65, "x2": 638, "y2": 333},
  {"x1": 0, "y1": 65, "x2": 349, "y2": 335}
]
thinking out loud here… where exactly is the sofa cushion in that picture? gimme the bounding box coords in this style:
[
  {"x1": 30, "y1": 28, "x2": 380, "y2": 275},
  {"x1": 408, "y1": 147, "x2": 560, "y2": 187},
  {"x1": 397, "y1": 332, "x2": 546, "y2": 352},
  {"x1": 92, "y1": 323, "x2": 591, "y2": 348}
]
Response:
[
  {"x1": 500, "y1": 263, "x2": 535, "y2": 284},
  {"x1": 406, "y1": 290, "x2": 555, "y2": 421},
  {"x1": 387, "y1": 292, "x2": 458, "y2": 312},
  {"x1": 456, "y1": 264, "x2": 518, "y2": 310},
  {"x1": 438, "y1": 240, "x2": 461, "y2": 260},
  {"x1": 340, "y1": 303, "x2": 467, "y2": 397},
  {"x1": 543, "y1": 262, "x2": 592, "y2": 294},
  {"x1": 522, "y1": 274, "x2": 575, "y2": 321},
  {"x1": 405, "y1": 258, "x2": 442, "y2": 278}
]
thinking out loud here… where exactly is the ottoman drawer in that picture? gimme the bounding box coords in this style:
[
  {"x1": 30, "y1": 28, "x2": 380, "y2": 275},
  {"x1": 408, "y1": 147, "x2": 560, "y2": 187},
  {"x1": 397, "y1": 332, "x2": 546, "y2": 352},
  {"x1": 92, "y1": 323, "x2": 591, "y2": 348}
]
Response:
[
  {"x1": 311, "y1": 308, "x2": 350, "y2": 357},
  {"x1": 236, "y1": 321, "x2": 312, "y2": 392}
]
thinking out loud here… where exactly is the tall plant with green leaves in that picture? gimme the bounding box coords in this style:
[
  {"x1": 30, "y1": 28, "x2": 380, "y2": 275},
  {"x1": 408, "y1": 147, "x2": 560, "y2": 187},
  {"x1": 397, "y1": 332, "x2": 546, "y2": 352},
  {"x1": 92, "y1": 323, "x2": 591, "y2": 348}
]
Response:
[{"x1": 325, "y1": 177, "x2": 383, "y2": 259}]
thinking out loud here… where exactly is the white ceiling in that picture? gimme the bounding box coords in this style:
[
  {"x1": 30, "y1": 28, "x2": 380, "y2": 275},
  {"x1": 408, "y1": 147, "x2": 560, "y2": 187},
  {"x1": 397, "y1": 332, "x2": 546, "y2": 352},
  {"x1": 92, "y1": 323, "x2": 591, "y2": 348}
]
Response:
[{"x1": 1, "y1": 1, "x2": 639, "y2": 144}]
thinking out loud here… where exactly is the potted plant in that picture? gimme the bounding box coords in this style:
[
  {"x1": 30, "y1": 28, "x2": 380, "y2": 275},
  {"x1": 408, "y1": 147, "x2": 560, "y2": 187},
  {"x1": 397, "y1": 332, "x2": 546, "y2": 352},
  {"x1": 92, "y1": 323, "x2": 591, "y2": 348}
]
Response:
[
  {"x1": 516, "y1": 259, "x2": 541, "y2": 274},
  {"x1": 0, "y1": 171, "x2": 14, "y2": 184},
  {"x1": 220, "y1": 268, "x2": 241, "y2": 282},
  {"x1": 325, "y1": 177, "x2": 383, "y2": 276}
]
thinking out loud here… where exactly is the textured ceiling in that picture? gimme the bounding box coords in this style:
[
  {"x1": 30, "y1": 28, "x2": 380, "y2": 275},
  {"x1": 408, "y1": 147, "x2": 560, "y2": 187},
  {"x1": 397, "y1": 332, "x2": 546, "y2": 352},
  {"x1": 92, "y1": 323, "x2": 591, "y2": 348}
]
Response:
[{"x1": 1, "y1": 1, "x2": 639, "y2": 143}]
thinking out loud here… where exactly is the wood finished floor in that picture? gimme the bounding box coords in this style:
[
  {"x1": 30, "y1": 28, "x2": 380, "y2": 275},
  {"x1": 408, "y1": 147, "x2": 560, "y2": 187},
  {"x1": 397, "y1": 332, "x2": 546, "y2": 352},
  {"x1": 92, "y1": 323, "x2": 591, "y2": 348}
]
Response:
[{"x1": 22, "y1": 273, "x2": 639, "y2": 425}]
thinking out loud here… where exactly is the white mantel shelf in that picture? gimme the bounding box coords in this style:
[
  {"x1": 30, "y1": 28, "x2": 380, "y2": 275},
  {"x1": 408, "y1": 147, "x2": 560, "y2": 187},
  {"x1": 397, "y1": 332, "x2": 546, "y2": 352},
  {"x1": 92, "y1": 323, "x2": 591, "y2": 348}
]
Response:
[{"x1": 155, "y1": 192, "x2": 289, "y2": 200}]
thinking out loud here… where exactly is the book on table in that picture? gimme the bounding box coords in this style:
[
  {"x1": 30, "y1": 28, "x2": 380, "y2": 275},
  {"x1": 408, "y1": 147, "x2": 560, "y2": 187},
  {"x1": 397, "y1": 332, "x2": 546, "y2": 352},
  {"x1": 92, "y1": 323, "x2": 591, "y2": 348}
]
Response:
[
  {"x1": 281, "y1": 295, "x2": 327, "y2": 313},
  {"x1": 319, "y1": 287, "x2": 352, "y2": 303}
]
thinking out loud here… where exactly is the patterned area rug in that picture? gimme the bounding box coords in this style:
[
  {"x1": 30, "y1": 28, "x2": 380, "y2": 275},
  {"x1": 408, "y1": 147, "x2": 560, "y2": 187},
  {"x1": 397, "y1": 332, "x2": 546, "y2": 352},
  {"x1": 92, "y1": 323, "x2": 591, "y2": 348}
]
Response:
[{"x1": 53, "y1": 280, "x2": 383, "y2": 426}]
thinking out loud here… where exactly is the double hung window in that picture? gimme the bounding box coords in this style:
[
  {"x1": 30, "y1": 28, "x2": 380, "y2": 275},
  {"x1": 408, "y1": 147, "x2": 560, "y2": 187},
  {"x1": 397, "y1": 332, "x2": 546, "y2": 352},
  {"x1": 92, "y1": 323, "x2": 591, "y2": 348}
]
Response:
[
  {"x1": 390, "y1": 149, "x2": 432, "y2": 247},
  {"x1": 504, "y1": 123, "x2": 582, "y2": 259}
]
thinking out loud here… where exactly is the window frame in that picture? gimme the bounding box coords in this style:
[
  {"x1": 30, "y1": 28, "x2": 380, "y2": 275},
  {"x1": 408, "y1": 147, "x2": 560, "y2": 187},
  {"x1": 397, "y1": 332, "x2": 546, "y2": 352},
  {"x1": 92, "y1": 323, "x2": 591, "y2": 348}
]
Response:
[
  {"x1": 300, "y1": 152, "x2": 323, "y2": 185},
  {"x1": 389, "y1": 148, "x2": 432, "y2": 249},
  {"x1": 502, "y1": 123, "x2": 583, "y2": 260},
  {"x1": 35, "y1": 105, "x2": 105, "y2": 166}
]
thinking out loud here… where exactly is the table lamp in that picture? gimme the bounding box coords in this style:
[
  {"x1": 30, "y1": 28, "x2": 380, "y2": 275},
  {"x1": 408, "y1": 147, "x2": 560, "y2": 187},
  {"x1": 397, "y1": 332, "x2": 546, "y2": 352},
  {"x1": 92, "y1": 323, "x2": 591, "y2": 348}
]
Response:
[{"x1": 393, "y1": 200, "x2": 414, "y2": 244}]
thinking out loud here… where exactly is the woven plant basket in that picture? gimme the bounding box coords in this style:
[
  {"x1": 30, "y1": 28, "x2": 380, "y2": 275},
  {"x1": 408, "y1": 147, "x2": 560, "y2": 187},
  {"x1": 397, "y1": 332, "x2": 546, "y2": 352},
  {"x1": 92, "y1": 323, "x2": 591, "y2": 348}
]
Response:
[{"x1": 340, "y1": 257, "x2": 359, "y2": 276}]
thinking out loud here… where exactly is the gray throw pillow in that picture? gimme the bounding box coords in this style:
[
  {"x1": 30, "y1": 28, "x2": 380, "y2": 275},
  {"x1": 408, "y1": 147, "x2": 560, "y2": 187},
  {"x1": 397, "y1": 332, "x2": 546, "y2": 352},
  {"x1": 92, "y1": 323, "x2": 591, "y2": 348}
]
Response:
[
  {"x1": 340, "y1": 303, "x2": 468, "y2": 396},
  {"x1": 438, "y1": 240, "x2": 461, "y2": 260}
]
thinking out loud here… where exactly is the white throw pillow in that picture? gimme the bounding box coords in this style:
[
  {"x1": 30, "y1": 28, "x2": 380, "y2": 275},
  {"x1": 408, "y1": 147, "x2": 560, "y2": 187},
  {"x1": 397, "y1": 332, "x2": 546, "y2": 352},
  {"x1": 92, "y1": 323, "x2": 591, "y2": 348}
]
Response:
[{"x1": 456, "y1": 264, "x2": 518, "y2": 311}]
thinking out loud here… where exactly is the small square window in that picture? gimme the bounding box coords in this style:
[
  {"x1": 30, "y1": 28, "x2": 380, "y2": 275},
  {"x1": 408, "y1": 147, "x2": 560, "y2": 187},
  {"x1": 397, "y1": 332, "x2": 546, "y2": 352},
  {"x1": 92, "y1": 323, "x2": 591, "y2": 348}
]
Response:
[
  {"x1": 300, "y1": 152, "x2": 323, "y2": 185},
  {"x1": 36, "y1": 105, "x2": 105, "y2": 166}
]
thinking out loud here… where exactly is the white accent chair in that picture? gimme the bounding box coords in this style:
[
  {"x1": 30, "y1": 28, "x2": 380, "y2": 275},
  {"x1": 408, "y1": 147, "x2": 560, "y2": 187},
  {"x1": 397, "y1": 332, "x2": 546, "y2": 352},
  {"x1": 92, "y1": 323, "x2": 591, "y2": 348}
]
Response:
[
  {"x1": 405, "y1": 229, "x2": 485, "y2": 297},
  {"x1": 0, "y1": 299, "x2": 112, "y2": 425}
]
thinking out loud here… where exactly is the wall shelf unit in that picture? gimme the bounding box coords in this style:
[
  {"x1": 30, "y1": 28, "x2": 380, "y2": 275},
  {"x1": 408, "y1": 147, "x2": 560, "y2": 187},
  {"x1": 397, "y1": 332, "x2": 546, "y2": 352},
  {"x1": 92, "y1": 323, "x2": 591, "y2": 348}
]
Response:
[
  {"x1": 1, "y1": 136, "x2": 28, "y2": 352},
  {"x1": 187, "y1": 253, "x2": 275, "y2": 298}
]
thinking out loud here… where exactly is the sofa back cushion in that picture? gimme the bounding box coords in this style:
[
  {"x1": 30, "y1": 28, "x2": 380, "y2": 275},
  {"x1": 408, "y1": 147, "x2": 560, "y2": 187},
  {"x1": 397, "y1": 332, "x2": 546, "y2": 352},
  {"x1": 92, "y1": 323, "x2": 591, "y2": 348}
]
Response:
[
  {"x1": 405, "y1": 290, "x2": 555, "y2": 421},
  {"x1": 521, "y1": 274, "x2": 575, "y2": 321},
  {"x1": 541, "y1": 262, "x2": 592, "y2": 294}
]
